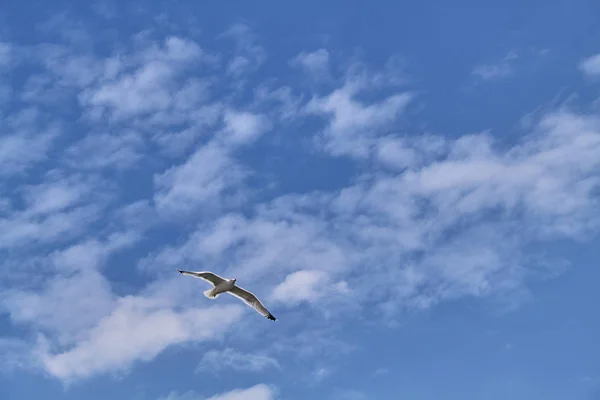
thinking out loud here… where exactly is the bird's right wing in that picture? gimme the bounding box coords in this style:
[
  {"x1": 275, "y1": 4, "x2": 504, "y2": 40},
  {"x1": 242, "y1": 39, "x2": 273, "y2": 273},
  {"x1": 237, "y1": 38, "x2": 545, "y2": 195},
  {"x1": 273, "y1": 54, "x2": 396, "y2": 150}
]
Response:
[
  {"x1": 228, "y1": 286, "x2": 276, "y2": 321},
  {"x1": 177, "y1": 270, "x2": 226, "y2": 287}
]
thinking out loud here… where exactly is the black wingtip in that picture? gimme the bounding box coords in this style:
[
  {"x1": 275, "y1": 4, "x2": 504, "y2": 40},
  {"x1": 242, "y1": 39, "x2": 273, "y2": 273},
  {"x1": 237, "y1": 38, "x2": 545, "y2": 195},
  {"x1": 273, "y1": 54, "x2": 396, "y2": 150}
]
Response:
[
  {"x1": 177, "y1": 269, "x2": 184, "y2": 274},
  {"x1": 267, "y1": 313, "x2": 276, "y2": 321}
]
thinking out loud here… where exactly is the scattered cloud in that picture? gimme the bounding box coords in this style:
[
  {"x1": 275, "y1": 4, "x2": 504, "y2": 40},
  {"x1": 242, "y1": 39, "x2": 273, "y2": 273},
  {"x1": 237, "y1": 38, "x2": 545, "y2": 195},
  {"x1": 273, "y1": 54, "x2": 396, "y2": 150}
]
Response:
[
  {"x1": 0, "y1": 109, "x2": 60, "y2": 177},
  {"x1": 310, "y1": 366, "x2": 332, "y2": 382},
  {"x1": 305, "y1": 81, "x2": 412, "y2": 158},
  {"x1": 1, "y1": 16, "x2": 599, "y2": 394},
  {"x1": 472, "y1": 51, "x2": 518, "y2": 80},
  {"x1": 579, "y1": 53, "x2": 600, "y2": 77},
  {"x1": 270, "y1": 270, "x2": 349, "y2": 306},
  {"x1": 220, "y1": 109, "x2": 272, "y2": 146},
  {"x1": 4, "y1": 270, "x2": 115, "y2": 344},
  {"x1": 64, "y1": 130, "x2": 146, "y2": 171},
  {"x1": 153, "y1": 141, "x2": 248, "y2": 215},
  {"x1": 219, "y1": 23, "x2": 266, "y2": 78},
  {"x1": 79, "y1": 36, "x2": 208, "y2": 122},
  {"x1": 38, "y1": 298, "x2": 243, "y2": 381},
  {"x1": 159, "y1": 384, "x2": 277, "y2": 400},
  {"x1": 197, "y1": 347, "x2": 280, "y2": 373},
  {"x1": 206, "y1": 384, "x2": 276, "y2": 400},
  {"x1": 291, "y1": 49, "x2": 330, "y2": 76}
]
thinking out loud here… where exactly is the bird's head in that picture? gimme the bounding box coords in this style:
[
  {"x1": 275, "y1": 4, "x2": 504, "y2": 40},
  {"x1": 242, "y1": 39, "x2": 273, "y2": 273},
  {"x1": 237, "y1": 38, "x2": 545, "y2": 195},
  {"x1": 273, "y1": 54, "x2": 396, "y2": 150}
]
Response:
[{"x1": 231, "y1": 278, "x2": 237, "y2": 284}]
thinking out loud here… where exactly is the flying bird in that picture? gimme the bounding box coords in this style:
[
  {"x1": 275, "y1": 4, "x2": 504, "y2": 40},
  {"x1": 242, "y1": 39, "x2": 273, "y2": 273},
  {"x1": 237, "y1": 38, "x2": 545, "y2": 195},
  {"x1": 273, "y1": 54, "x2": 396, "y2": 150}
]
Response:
[{"x1": 177, "y1": 269, "x2": 276, "y2": 321}]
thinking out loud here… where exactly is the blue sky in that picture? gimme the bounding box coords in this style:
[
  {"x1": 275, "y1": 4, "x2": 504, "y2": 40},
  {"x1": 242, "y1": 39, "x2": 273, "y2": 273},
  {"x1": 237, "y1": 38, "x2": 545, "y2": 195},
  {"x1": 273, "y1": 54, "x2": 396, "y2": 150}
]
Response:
[{"x1": 1, "y1": 1, "x2": 600, "y2": 399}]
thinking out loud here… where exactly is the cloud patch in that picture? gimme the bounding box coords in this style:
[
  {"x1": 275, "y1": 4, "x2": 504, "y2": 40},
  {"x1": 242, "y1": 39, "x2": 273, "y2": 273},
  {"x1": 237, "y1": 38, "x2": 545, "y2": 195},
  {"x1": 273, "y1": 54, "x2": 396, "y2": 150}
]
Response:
[
  {"x1": 38, "y1": 297, "x2": 243, "y2": 381},
  {"x1": 197, "y1": 347, "x2": 280, "y2": 373},
  {"x1": 579, "y1": 53, "x2": 600, "y2": 77},
  {"x1": 270, "y1": 270, "x2": 349, "y2": 306},
  {"x1": 159, "y1": 384, "x2": 277, "y2": 400}
]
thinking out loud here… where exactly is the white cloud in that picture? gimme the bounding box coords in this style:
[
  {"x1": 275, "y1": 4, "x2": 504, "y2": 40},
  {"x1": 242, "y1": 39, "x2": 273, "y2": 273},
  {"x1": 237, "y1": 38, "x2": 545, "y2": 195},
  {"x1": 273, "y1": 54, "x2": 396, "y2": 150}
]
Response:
[
  {"x1": 472, "y1": 63, "x2": 512, "y2": 80},
  {"x1": 472, "y1": 51, "x2": 518, "y2": 80},
  {"x1": 0, "y1": 108, "x2": 60, "y2": 177},
  {"x1": 1, "y1": 231, "x2": 141, "y2": 347},
  {"x1": 291, "y1": 49, "x2": 330, "y2": 76},
  {"x1": 2, "y1": 20, "x2": 600, "y2": 390},
  {"x1": 153, "y1": 141, "x2": 248, "y2": 215},
  {"x1": 579, "y1": 53, "x2": 600, "y2": 77},
  {"x1": 4, "y1": 270, "x2": 115, "y2": 344},
  {"x1": 0, "y1": 204, "x2": 103, "y2": 250},
  {"x1": 305, "y1": 82, "x2": 412, "y2": 158},
  {"x1": 207, "y1": 384, "x2": 276, "y2": 400},
  {"x1": 19, "y1": 174, "x2": 107, "y2": 216},
  {"x1": 151, "y1": 103, "x2": 222, "y2": 157},
  {"x1": 197, "y1": 347, "x2": 280, "y2": 373},
  {"x1": 160, "y1": 384, "x2": 276, "y2": 400},
  {"x1": 22, "y1": 184, "x2": 84, "y2": 216},
  {"x1": 49, "y1": 231, "x2": 141, "y2": 272},
  {"x1": 79, "y1": 36, "x2": 208, "y2": 121},
  {"x1": 38, "y1": 297, "x2": 243, "y2": 381},
  {"x1": 221, "y1": 110, "x2": 272, "y2": 146},
  {"x1": 219, "y1": 24, "x2": 266, "y2": 77},
  {"x1": 157, "y1": 107, "x2": 600, "y2": 322},
  {"x1": 64, "y1": 130, "x2": 145, "y2": 170},
  {"x1": 142, "y1": 207, "x2": 348, "y2": 285},
  {"x1": 0, "y1": 172, "x2": 117, "y2": 253},
  {"x1": 311, "y1": 366, "x2": 333, "y2": 384},
  {"x1": 375, "y1": 137, "x2": 419, "y2": 170},
  {"x1": 270, "y1": 270, "x2": 349, "y2": 306}
]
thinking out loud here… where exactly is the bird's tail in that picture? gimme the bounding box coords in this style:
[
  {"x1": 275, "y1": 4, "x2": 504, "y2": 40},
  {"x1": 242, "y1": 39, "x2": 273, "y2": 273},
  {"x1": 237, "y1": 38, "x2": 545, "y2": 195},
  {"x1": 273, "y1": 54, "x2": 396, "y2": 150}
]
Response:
[{"x1": 203, "y1": 288, "x2": 219, "y2": 299}]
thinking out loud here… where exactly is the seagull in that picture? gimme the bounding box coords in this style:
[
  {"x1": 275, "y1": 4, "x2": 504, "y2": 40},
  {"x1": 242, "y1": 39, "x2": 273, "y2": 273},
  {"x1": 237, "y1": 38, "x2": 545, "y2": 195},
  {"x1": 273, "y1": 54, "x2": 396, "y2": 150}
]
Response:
[{"x1": 177, "y1": 269, "x2": 276, "y2": 321}]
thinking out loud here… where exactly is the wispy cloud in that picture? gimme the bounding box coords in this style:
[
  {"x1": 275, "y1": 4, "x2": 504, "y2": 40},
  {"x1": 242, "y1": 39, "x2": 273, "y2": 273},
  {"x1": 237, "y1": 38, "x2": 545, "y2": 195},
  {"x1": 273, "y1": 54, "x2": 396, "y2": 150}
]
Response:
[
  {"x1": 79, "y1": 37, "x2": 208, "y2": 122},
  {"x1": 207, "y1": 384, "x2": 277, "y2": 400},
  {"x1": 270, "y1": 270, "x2": 349, "y2": 306},
  {"x1": 472, "y1": 51, "x2": 518, "y2": 80},
  {"x1": 291, "y1": 49, "x2": 330, "y2": 77},
  {"x1": 1, "y1": 18, "x2": 599, "y2": 389},
  {"x1": 196, "y1": 347, "x2": 280, "y2": 373},
  {"x1": 220, "y1": 109, "x2": 272, "y2": 146},
  {"x1": 0, "y1": 108, "x2": 60, "y2": 177},
  {"x1": 579, "y1": 53, "x2": 600, "y2": 77},
  {"x1": 218, "y1": 23, "x2": 266, "y2": 78},
  {"x1": 64, "y1": 129, "x2": 146, "y2": 170},
  {"x1": 38, "y1": 299, "x2": 243, "y2": 381},
  {"x1": 305, "y1": 81, "x2": 412, "y2": 158},
  {"x1": 159, "y1": 384, "x2": 277, "y2": 400},
  {"x1": 153, "y1": 141, "x2": 248, "y2": 216}
]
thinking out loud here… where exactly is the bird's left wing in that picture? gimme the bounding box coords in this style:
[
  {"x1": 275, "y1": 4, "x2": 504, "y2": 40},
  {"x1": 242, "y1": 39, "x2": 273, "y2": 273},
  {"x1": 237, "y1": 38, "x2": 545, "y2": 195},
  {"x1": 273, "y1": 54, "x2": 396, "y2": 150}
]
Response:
[
  {"x1": 228, "y1": 286, "x2": 276, "y2": 321},
  {"x1": 177, "y1": 270, "x2": 226, "y2": 287}
]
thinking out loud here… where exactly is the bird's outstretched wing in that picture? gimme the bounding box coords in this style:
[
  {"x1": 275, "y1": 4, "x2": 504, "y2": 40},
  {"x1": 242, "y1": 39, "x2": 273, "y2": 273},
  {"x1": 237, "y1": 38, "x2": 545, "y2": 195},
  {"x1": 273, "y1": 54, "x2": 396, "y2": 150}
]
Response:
[
  {"x1": 177, "y1": 270, "x2": 226, "y2": 287},
  {"x1": 228, "y1": 286, "x2": 276, "y2": 321}
]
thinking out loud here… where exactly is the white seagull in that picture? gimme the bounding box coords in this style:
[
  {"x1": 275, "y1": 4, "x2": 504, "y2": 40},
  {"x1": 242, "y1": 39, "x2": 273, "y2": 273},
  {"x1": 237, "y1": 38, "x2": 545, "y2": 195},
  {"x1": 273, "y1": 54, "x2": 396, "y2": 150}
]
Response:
[{"x1": 177, "y1": 269, "x2": 276, "y2": 321}]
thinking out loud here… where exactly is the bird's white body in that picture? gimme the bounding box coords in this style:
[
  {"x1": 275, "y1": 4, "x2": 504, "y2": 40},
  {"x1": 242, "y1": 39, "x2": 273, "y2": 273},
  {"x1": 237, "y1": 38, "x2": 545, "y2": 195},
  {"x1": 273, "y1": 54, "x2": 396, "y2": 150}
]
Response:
[
  {"x1": 204, "y1": 279, "x2": 236, "y2": 299},
  {"x1": 177, "y1": 270, "x2": 276, "y2": 321}
]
